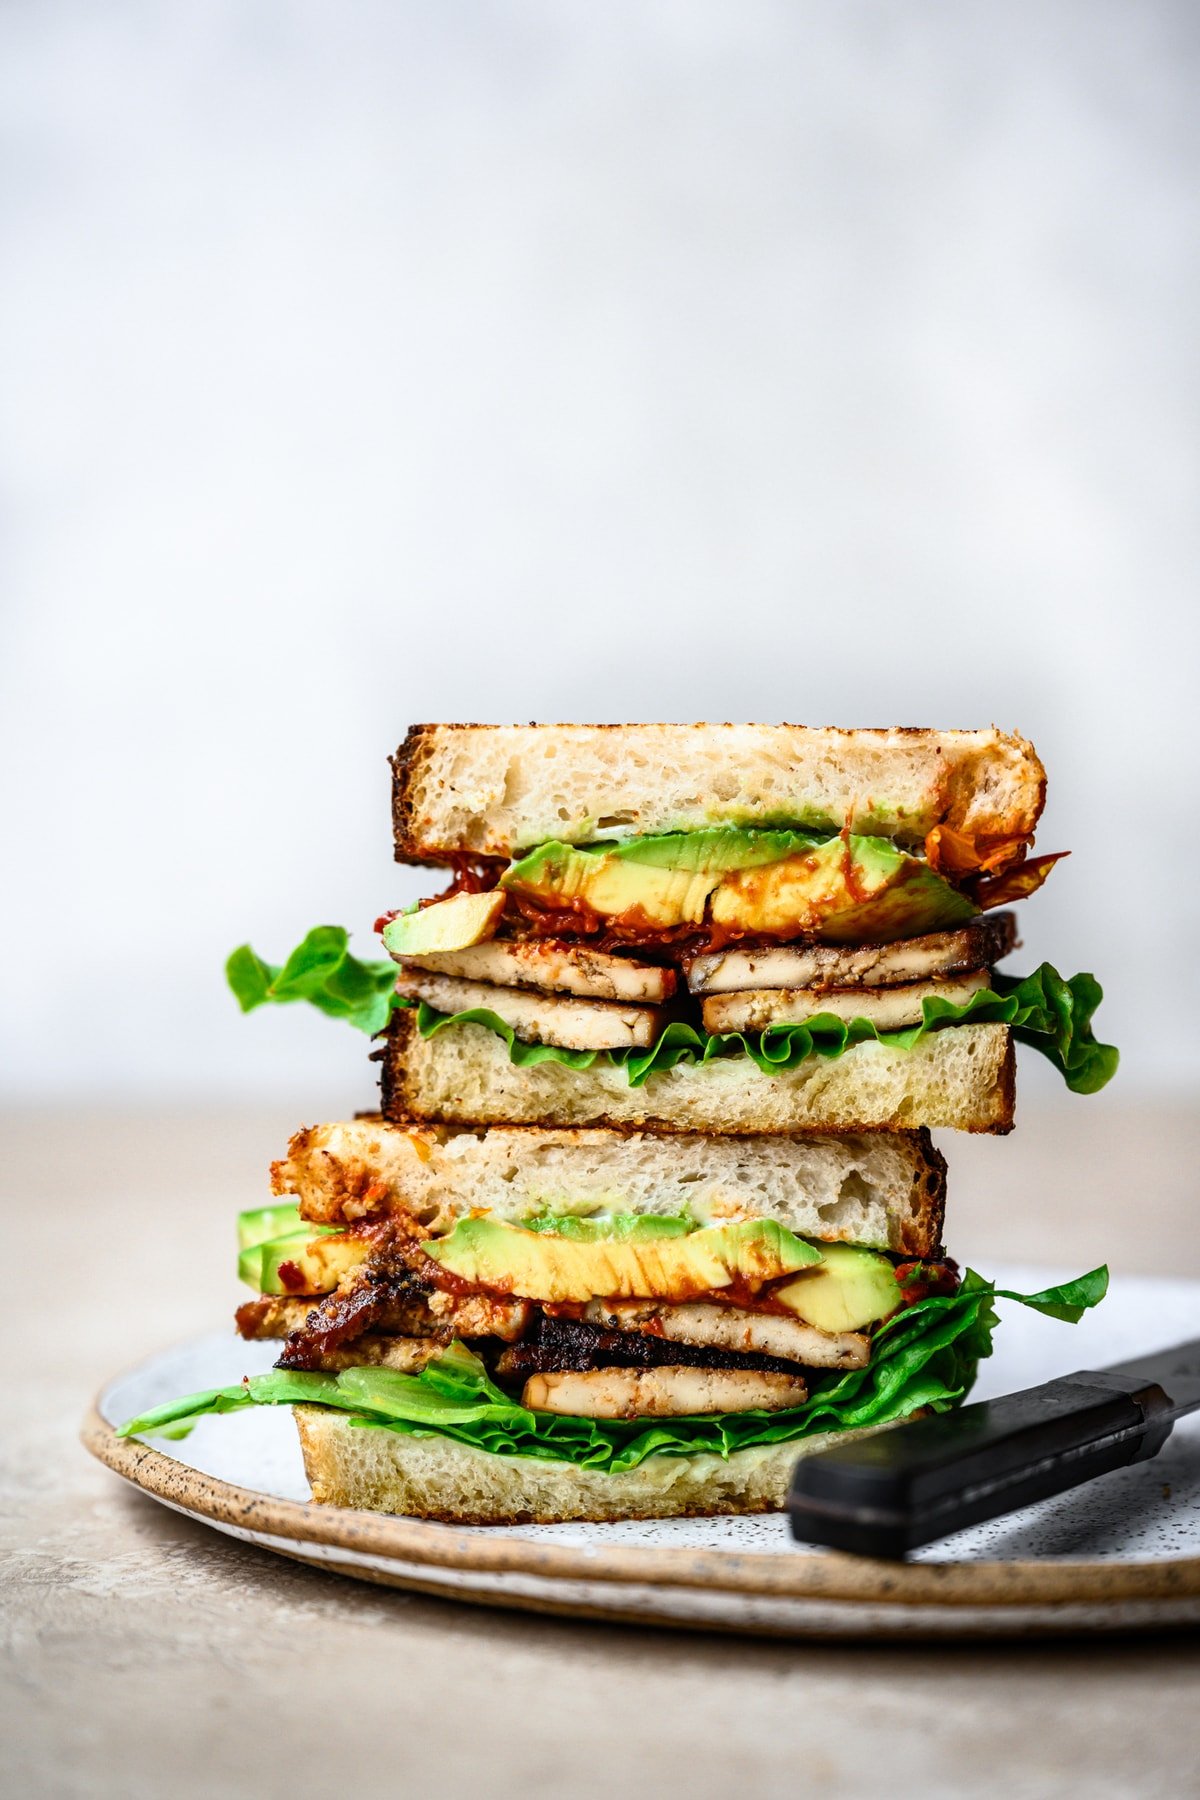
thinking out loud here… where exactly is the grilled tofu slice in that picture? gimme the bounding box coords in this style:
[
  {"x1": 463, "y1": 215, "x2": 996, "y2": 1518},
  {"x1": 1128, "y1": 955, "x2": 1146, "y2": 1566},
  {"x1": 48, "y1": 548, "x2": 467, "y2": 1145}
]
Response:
[
  {"x1": 235, "y1": 1291, "x2": 529, "y2": 1342},
  {"x1": 685, "y1": 912, "x2": 1016, "y2": 995},
  {"x1": 522, "y1": 1365, "x2": 809, "y2": 1417},
  {"x1": 702, "y1": 970, "x2": 990, "y2": 1035},
  {"x1": 393, "y1": 970, "x2": 674, "y2": 1051},
  {"x1": 393, "y1": 936, "x2": 675, "y2": 1003},
  {"x1": 290, "y1": 1336, "x2": 446, "y2": 1373},
  {"x1": 582, "y1": 1300, "x2": 869, "y2": 1369},
  {"x1": 421, "y1": 1291, "x2": 533, "y2": 1340}
]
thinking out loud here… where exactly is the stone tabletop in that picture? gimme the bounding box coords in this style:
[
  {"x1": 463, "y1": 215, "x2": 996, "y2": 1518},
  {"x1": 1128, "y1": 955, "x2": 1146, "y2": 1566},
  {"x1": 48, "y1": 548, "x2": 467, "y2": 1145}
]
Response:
[{"x1": 5, "y1": 1101, "x2": 1199, "y2": 1799}]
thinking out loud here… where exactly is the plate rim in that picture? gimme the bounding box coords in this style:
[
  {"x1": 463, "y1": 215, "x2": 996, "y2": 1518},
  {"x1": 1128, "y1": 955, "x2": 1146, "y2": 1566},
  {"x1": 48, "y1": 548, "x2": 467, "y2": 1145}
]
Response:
[{"x1": 83, "y1": 1346, "x2": 1200, "y2": 1613}]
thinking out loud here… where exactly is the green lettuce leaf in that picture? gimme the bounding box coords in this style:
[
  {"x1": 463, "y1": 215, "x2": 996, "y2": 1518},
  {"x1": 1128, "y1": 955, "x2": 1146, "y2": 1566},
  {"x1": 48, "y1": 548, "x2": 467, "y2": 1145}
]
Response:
[
  {"x1": 412, "y1": 961, "x2": 1119, "y2": 1095},
  {"x1": 118, "y1": 1268, "x2": 1108, "y2": 1471},
  {"x1": 226, "y1": 927, "x2": 400, "y2": 1035},
  {"x1": 989, "y1": 1265, "x2": 1111, "y2": 1323},
  {"x1": 228, "y1": 924, "x2": 1117, "y2": 1096}
]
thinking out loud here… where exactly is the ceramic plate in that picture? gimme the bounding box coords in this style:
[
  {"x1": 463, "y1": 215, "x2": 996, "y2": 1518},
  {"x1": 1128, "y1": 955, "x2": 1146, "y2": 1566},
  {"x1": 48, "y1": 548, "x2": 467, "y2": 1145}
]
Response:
[{"x1": 84, "y1": 1267, "x2": 1200, "y2": 1638}]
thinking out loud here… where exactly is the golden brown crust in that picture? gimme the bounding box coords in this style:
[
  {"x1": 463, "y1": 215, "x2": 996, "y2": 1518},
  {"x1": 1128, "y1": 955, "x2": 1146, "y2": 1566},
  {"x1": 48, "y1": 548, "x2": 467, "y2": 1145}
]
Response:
[
  {"x1": 388, "y1": 723, "x2": 442, "y2": 867},
  {"x1": 996, "y1": 1026, "x2": 1018, "y2": 1134},
  {"x1": 915, "y1": 1129, "x2": 947, "y2": 1249},
  {"x1": 270, "y1": 1119, "x2": 447, "y2": 1217}
]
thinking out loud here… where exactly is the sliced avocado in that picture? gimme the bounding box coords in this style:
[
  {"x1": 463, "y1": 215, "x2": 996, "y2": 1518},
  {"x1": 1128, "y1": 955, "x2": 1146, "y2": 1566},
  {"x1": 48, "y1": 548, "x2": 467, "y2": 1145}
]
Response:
[
  {"x1": 501, "y1": 840, "x2": 721, "y2": 928},
  {"x1": 237, "y1": 1228, "x2": 308, "y2": 1289},
  {"x1": 610, "y1": 827, "x2": 821, "y2": 870},
  {"x1": 501, "y1": 830, "x2": 819, "y2": 930},
  {"x1": 241, "y1": 1229, "x2": 366, "y2": 1296},
  {"x1": 709, "y1": 834, "x2": 977, "y2": 943},
  {"x1": 501, "y1": 828, "x2": 974, "y2": 942},
  {"x1": 774, "y1": 1241, "x2": 902, "y2": 1332},
  {"x1": 425, "y1": 1215, "x2": 821, "y2": 1302},
  {"x1": 382, "y1": 890, "x2": 506, "y2": 958},
  {"x1": 238, "y1": 1202, "x2": 305, "y2": 1251},
  {"x1": 524, "y1": 1212, "x2": 692, "y2": 1242}
]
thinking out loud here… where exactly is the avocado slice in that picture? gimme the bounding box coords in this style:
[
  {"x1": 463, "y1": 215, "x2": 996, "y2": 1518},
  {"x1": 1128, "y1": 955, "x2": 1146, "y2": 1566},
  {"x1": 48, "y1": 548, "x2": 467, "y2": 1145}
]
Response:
[
  {"x1": 709, "y1": 834, "x2": 977, "y2": 943},
  {"x1": 774, "y1": 1241, "x2": 902, "y2": 1332},
  {"x1": 501, "y1": 828, "x2": 973, "y2": 942},
  {"x1": 425, "y1": 1215, "x2": 822, "y2": 1302},
  {"x1": 500, "y1": 829, "x2": 817, "y2": 930},
  {"x1": 382, "y1": 890, "x2": 506, "y2": 958},
  {"x1": 237, "y1": 1202, "x2": 306, "y2": 1251},
  {"x1": 236, "y1": 1203, "x2": 344, "y2": 1254},
  {"x1": 239, "y1": 1229, "x2": 367, "y2": 1295},
  {"x1": 501, "y1": 841, "x2": 721, "y2": 928},
  {"x1": 525, "y1": 1212, "x2": 692, "y2": 1243},
  {"x1": 609, "y1": 827, "x2": 822, "y2": 870}
]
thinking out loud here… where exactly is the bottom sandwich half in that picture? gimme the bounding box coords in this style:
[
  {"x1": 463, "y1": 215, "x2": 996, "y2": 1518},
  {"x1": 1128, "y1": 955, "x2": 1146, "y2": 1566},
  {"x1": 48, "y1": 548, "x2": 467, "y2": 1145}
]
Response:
[{"x1": 118, "y1": 1119, "x2": 1107, "y2": 1524}]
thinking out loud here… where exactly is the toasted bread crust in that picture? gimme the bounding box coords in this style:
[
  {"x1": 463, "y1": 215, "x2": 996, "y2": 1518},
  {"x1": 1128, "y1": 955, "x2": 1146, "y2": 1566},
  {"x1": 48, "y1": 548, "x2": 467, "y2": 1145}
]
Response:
[{"x1": 390, "y1": 723, "x2": 1046, "y2": 873}]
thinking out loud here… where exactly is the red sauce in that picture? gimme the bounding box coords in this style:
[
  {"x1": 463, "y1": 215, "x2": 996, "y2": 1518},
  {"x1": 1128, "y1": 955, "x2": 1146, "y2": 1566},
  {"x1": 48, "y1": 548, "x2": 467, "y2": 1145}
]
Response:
[
  {"x1": 894, "y1": 1258, "x2": 960, "y2": 1307},
  {"x1": 504, "y1": 894, "x2": 810, "y2": 959},
  {"x1": 440, "y1": 855, "x2": 504, "y2": 896},
  {"x1": 277, "y1": 1260, "x2": 307, "y2": 1293},
  {"x1": 375, "y1": 857, "x2": 504, "y2": 935}
]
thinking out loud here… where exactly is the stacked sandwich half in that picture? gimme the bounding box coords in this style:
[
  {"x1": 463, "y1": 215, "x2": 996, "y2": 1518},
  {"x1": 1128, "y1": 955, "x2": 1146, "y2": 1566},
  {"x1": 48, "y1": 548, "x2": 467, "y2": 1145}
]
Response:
[{"x1": 124, "y1": 724, "x2": 1116, "y2": 1523}]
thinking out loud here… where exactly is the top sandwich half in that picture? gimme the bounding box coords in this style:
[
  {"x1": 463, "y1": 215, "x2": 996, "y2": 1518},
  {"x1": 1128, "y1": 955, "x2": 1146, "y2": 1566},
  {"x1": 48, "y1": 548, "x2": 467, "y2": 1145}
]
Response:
[{"x1": 224, "y1": 721, "x2": 1114, "y2": 1138}]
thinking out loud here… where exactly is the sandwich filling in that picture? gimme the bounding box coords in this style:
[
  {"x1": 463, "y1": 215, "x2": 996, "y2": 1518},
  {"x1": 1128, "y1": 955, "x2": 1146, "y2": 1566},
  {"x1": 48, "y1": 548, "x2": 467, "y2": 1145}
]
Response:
[
  {"x1": 122, "y1": 1186, "x2": 1108, "y2": 1462},
  {"x1": 369, "y1": 828, "x2": 1105, "y2": 1089},
  {"x1": 233, "y1": 1200, "x2": 945, "y2": 1408},
  {"x1": 226, "y1": 824, "x2": 1114, "y2": 1095},
  {"x1": 380, "y1": 826, "x2": 1020, "y2": 958}
]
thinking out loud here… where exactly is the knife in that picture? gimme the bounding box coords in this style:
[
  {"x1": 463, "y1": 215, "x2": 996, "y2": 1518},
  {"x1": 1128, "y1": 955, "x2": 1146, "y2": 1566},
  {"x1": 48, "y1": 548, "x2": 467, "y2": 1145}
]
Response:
[{"x1": 787, "y1": 1336, "x2": 1200, "y2": 1559}]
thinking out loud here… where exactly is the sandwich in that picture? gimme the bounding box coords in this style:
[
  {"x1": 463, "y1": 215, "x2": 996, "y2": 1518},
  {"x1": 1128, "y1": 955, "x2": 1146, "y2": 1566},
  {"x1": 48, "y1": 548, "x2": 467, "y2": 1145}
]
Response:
[
  {"x1": 120, "y1": 722, "x2": 1115, "y2": 1524},
  {"x1": 128, "y1": 1116, "x2": 1105, "y2": 1522}
]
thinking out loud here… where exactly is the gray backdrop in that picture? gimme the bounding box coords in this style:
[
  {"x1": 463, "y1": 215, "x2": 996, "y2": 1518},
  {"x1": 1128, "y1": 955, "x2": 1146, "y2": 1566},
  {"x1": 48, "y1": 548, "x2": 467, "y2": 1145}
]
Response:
[{"x1": 2, "y1": 2, "x2": 1196, "y2": 1105}]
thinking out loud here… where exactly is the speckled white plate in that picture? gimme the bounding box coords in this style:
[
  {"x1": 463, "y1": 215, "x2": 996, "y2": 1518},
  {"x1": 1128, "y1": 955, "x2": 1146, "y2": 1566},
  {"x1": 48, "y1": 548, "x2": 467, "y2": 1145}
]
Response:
[{"x1": 84, "y1": 1268, "x2": 1200, "y2": 1638}]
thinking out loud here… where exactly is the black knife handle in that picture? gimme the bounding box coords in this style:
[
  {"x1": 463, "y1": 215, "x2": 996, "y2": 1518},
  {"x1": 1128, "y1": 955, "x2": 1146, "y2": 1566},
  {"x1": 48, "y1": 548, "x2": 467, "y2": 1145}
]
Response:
[{"x1": 787, "y1": 1369, "x2": 1176, "y2": 1559}]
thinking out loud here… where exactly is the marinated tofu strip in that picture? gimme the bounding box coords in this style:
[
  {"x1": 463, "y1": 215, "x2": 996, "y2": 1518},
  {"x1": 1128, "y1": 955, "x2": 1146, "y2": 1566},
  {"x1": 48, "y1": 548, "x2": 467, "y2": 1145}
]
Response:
[
  {"x1": 685, "y1": 912, "x2": 1016, "y2": 995},
  {"x1": 581, "y1": 1299, "x2": 870, "y2": 1369},
  {"x1": 393, "y1": 970, "x2": 675, "y2": 1051},
  {"x1": 421, "y1": 1291, "x2": 532, "y2": 1341},
  {"x1": 523, "y1": 1365, "x2": 809, "y2": 1418},
  {"x1": 291, "y1": 1336, "x2": 447, "y2": 1374},
  {"x1": 394, "y1": 936, "x2": 675, "y2": 1003},
  {"x1": 494, "y1": 1312, "x2": 805, "y2": 1381},
  {"x1": 701, "y1": 970, "x2": 990, "y2": 1035},
  {"x1": 238, "y1": 1294, "x2": 366, "y2": 1338},
  {"x1": 236, "y1": 1290, "x2": 530, "y2": 1343}
]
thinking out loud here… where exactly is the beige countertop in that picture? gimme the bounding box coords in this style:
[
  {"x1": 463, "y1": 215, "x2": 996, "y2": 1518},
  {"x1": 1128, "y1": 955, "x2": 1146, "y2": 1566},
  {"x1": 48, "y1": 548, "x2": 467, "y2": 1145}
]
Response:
[{"x1": 5, "y1": 1099, "x2": 1199, "y2": 1798}]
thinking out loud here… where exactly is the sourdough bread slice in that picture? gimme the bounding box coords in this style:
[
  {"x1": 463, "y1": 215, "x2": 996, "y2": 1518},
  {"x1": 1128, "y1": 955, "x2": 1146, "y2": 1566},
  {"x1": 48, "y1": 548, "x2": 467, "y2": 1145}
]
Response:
[
  {"x1": 381, "y1": 1011, "x2": 1015, "y2": 1134},
  {"x1": 272, "y1": 1115, "x2": 947, "y2": 1255},
  {"x1": 391, "y1": 722, "x2": 1045, "y2": 869},
  {"x1": 293, "y1": 1406, "x2": 908, "y2": 1522}
]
